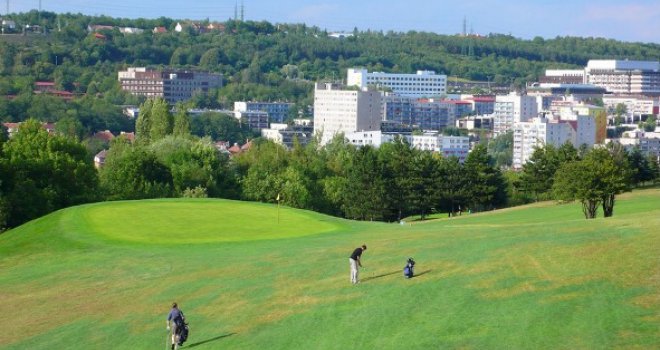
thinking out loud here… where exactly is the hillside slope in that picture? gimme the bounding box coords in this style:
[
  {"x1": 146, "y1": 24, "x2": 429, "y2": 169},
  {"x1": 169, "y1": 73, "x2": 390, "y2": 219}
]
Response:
[{"x1": 1, "y1": 191, "x2": 658, "y2": 349}]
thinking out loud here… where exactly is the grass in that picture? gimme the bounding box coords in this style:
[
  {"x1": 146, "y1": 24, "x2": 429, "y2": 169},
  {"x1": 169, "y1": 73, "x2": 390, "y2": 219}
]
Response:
[{"x1": 0, "y1": 189, "x2": 659, "y2": 349}]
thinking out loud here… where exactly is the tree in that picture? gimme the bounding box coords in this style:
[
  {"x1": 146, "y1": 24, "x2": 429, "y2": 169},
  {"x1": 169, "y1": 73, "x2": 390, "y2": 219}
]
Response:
[
  {"x1": 99, "y1": 140, "x2": 173, "y2": 200},
  {"x1": 553, "y1": 160, "x2": 600, "y2": 219},
  {"x1": 135, "y1": 99, "x2": 153, "y2": 144},
  {"x1": 0, "y1": 119, "x2": 99, "y2": 227},
  {"x1": 173, "y1": 103, "x2": 191, "y2": 138},
  {"x1": 341, "y1": 146, "x2": 387, "y2": 221},
  {"x1": 488, "y1": 131, "x2": 513, "y2": 168},
  {"x1": 435, "y1": 156, "x2": 467, "y2": 215},
  {"x1": 553, "y1": 147, "x2": 632, "y2": 219},
  {"x1": 378, "y1": 137, "x2": 416, "y2": 221},
  {"x1": 463, "y1": 144, "x2": 507, "y2": 212},
  {"x1": 150, "y1": 97, "x2": 173, "y2": 141}
]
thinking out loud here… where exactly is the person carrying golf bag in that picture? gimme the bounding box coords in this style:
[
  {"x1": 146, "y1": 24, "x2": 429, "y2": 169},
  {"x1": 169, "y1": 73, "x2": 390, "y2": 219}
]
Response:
[
  {"x1": 167, "y1": 302, "x2": 189, "y2": 350},
  {"x1": 403, "y1": 257, "x2": 415, "y2": 278}
]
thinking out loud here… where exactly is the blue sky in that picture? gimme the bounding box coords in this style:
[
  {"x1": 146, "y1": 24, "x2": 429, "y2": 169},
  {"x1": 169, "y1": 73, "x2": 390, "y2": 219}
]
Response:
[{"x1": 7, "y1": 0, "x2": 660, "y2": 43}]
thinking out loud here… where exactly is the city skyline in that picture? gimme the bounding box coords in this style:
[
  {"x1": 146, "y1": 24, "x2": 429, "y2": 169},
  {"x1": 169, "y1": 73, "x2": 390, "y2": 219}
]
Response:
[{"x1": 3, "y1": 0, "x2": 660, "y2": 44}]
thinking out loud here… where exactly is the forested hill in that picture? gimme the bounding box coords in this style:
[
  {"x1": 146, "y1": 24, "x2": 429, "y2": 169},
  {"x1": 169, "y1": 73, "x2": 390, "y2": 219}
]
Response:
[{"x1": 2, "y1": 10, "x2": 660, "y2": 106}]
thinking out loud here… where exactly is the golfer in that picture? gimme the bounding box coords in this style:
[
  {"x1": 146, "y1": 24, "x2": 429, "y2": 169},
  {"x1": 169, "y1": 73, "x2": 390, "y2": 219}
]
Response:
[
  {"x1": 349, "y1": 244, "x2": 367, "y2": 284},
  {"x1": 166, "y1": 302, "x2": 184, "y2": 350}
]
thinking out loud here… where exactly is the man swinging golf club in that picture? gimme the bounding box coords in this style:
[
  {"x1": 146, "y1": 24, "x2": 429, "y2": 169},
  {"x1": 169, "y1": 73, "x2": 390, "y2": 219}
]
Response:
[{"x1": 349, "y1": 244, "x2": 367, "y2": 284}]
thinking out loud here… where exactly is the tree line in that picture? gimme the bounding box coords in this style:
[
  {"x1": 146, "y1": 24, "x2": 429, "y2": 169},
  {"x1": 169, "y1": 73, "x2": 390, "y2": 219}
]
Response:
[{"x1": 1, "y1": 114, "x2": 659, "y2": 230}]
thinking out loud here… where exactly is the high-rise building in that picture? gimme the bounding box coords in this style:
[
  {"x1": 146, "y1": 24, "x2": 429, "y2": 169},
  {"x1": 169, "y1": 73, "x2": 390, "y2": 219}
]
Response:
[
  {"x1": 118, "y1": 67, "x2": 222, "y2": 103},
  {"x1": 493, "y1": 93, "x2": 538, "y2": 136},
  {"x1": 313, "y1": 83, "x2": 381, "y2": 145},
  {"x1": 347, "y1": 68, "x2": 447, "y2": 98}
]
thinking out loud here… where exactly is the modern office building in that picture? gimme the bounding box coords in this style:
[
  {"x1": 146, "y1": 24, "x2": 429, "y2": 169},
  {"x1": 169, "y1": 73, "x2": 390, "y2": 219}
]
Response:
[
  {"x1": 313, "y1": 83, "x2": 382, "y2": 145},
  {"x1": 493, "y1": 93, "x2": 538, "y2": 136},
  {"x1": 118, "y1": 67, "x2": 222, "y2": 103},
  {"x1": 234, "y1": 101, "x2": 294, "y2": 123},
  {"x1": 347, "y1": 68, "x2": 447, "y2": 98}
]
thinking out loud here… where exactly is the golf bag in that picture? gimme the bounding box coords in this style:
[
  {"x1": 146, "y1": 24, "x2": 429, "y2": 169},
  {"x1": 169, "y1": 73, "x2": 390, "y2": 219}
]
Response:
[
  {"x1": 403, "y1": 257, "x2": 415, "y2": 278},
  {"x1": 175, "y1": 313, "x2": 189, "y2": 346}
]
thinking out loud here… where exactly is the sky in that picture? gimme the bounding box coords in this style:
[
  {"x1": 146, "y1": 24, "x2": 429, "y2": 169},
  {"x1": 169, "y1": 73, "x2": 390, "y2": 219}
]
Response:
[{"x1": 6, "y1": 0, "x2": 660, "y2": 44}]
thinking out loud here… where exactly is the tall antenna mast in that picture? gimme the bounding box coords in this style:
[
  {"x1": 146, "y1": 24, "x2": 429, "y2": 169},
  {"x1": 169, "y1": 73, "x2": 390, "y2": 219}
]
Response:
[{"x1": 240, "y1": 1, "x2": 244, "y2": 21}]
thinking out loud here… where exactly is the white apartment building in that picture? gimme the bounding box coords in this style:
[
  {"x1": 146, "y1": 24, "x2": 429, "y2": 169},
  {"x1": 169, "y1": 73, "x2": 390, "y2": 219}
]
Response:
[
  {"x1": 585, "y1": 60, "x2": 660, "y2": 96},
  {"x1": 344, "y1": 131, "x2": 470, "y2": 162},
  {"x1": 513, "y1": 115, "x2": 597, "y2": 169},
  {"x1": 493, "y1": 93, "x2": 538, "y2": 136},
  {"x1": 347, "y1": 68, "x2": 447, "y2": 98},
  {"x1": 313, "y1": 83, "x2": 382, "y2": 145}
]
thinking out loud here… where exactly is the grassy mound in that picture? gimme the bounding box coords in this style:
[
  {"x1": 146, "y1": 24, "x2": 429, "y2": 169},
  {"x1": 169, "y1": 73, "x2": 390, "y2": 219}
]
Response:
[{"x1": 1, "y1": 190, "x2": 658, "y2": 349}]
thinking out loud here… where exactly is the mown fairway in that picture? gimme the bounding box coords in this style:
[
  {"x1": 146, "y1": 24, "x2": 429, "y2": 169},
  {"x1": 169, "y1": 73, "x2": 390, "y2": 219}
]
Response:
[{"x1": 1, "y1": 191, "x2": 659, "y2": 349}]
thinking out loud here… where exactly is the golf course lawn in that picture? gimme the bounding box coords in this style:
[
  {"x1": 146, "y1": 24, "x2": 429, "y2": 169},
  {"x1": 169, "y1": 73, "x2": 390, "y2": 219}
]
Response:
[{"x1": 0, "y1": 190, "x2": 658, "y2": 349}]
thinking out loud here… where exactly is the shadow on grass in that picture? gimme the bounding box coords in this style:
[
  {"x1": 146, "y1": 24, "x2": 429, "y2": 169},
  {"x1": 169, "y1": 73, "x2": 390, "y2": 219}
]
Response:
[
  {"x1": 361, "y1": 270, "x2": 401, "y2": 282},
  {"x1": 413, "y1": 269, "x2": 431, "y2": 277},
  {"x1": 187, "y1": 333, "x2": 236, "y2": 348}
]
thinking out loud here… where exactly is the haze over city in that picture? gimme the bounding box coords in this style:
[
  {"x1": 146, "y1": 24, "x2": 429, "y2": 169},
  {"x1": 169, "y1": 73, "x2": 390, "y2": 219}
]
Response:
[{"x1": 6, "y1": 0, "x2": 660, "y2": 44}]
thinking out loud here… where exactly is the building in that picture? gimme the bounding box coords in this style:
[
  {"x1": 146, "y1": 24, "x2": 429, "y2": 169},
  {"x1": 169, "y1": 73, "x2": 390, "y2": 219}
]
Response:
[
  {"x1": 234, "y1": 101, "x2": 293, "y2": 124},
  {"x1": 512, "y1": 114, "x2": 597, "y2": 169},
  {"x1": 456, "y1": 115, "x2": 494, "y2": 130},
  {"x1": 585, "y1": 60, "x2": 660, "y2": 96},
  {"x1": 234, "y1": 110, "x2": 269, "y2": 131},
  {"x1": 94, "y1": 150, "x2": 108, "y2": 169},
  {"x1": 493, "y1": 93, "x2": 538, "y2": 136},
  {"x1": 539, "y1": 69, "x2": 585, "y2": 84},
  {"x1": 603, "y1": 95, "x2": 658, "y2": 120},
  {"x1": 616, "y1": 130, "x2": 660, "y2": 162},
  {"x1": 313, "y1": 83, "x2": 382, "y2": 144},
  {"x1": 344, "y1": 131, "x2": 470, "y2": 162},
  {"x1": 463, "y1": 95, "x2": 495, "y2": 115},
  {"x1": 382, "y1": 96, "x2": 458, "y2": 131},
  {"x1": 557, "y1": 104, "x2": 607, "y2": 144},
  {"x1": 347, "y1": 68, "x2": 447, "y2": 98},
  {"x1": 118, "y1": 67, "x2": 222, "y2": 103},
  {"x1": 526, "y1": 83, "x2": 607, "y2": 112},
  {"x1": 261, "y1": 119, "x2": 314, "y2": 148}
]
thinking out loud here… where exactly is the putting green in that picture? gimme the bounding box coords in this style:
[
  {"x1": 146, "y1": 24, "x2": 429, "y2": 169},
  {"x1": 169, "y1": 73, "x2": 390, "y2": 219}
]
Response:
[{"x1": 78, "y1": 199, "x2": 346, "y2": 244}]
